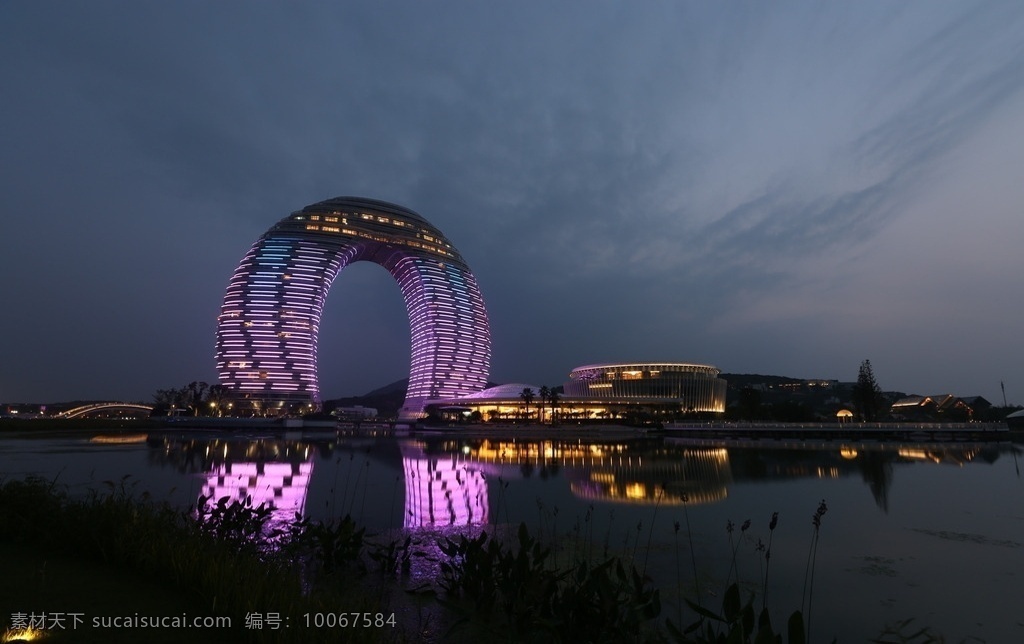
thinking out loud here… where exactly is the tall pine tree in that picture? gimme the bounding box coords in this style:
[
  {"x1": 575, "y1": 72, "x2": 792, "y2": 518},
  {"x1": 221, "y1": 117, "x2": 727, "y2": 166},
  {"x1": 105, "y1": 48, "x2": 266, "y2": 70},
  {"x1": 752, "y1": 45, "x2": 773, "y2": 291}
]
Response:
[{"x1": 852, "y1": 359, "x2": 883, "y2": 421}]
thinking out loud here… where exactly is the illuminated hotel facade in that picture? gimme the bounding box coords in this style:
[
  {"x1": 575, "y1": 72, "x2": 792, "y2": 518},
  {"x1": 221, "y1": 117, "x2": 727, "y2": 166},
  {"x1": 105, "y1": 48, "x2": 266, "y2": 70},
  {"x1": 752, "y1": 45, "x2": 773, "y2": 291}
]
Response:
[
  {"x1": 563, "y1": 363, "x2": 726, "y2": 413},
  {"x1": 433, "y1": 362, "x2": 727, "y2": 422},
  {"x1": 215, "y1": 197, "x2": 491, "y2": 420}
]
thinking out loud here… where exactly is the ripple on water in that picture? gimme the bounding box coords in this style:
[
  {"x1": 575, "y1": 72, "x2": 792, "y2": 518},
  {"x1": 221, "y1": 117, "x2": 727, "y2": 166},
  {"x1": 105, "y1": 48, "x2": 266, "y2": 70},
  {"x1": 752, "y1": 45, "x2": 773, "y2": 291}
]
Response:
[
  {"x1": 850, "y1": 555, "x2": 899, "y2": 577},
  {"x1": 910, "y1": 528, "x2": 1022, "y2": 548}
]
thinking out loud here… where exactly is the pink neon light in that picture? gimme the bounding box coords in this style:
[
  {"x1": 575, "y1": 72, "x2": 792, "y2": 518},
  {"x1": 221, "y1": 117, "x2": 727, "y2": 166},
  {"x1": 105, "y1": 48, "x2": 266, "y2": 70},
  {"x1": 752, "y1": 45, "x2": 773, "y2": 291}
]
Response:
[
  {"x1": 402, "y1": 455, "x2": 489, "y2": 528},
  {"x1": 202, "y1": 459, "x2": 314, "y2": 529},
  {"x1": 215, "y1": 198, "x2": 490, "y2": 419}
]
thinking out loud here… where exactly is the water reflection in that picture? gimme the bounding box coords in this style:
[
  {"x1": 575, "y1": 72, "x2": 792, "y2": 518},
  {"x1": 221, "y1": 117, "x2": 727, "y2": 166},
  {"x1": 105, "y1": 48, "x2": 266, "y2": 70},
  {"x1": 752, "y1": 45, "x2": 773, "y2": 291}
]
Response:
[
  {"x1": 714, "y1": 440, "x2": 999, "y2": 511},
  {"x1": 405, "y1": 438, "x2": 1003, "y2": 513},
  {"x1": 203, "y1": 460, "x2": 314, "y2": 527},
  {"x1": 141, "y1": 435, "x2": 1011, "y2": 530},
  {"x1": 410, "y1": 438, "x2": 733, "y2": 506},
  {"x1": 5, "y1": 431, "x2": 1017, "y2": 643},
  {"x1": 148, "y1": 437, "x2": 320, "y2": 528},
  {"x1": 400, "y1": 443, "x2": 489, "y2": 528}
]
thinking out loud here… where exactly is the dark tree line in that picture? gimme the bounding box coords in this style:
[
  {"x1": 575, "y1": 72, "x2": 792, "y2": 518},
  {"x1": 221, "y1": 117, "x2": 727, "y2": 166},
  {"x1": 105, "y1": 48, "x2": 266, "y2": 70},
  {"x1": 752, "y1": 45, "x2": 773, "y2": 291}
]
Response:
[{"x1": 152, "y1": 381, "x2": 229, "y2": 416}]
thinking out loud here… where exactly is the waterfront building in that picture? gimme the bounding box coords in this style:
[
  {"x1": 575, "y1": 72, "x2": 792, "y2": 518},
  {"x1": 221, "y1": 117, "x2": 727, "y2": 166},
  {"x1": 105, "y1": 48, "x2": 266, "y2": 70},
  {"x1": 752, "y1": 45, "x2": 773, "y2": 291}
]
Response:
[
  {"x1": 432, "y1": 382, "x2": 547, "y2": 421},
  {"x1": 559, "y1": 362, "x2": 727, "y2": 420},
  {"x1": 1007, "y1": 408, "x2": 1024, "y2": 429},
  {"x1": 432, "y1": 362, "x2": 727, "y2": 423},
  {"x1": 215, "y1": 197, "x2": 491, "y2": 420},
  {"x1": 890, "y1": 394, "x2": 976, "y2": 420}
]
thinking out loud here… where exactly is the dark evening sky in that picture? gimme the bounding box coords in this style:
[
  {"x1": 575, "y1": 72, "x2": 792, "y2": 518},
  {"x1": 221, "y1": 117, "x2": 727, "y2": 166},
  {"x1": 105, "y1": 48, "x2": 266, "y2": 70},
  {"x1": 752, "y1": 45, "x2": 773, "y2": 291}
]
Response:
[{"x1": 2, "y1": 1, "x2": 1023, "y2": 405}]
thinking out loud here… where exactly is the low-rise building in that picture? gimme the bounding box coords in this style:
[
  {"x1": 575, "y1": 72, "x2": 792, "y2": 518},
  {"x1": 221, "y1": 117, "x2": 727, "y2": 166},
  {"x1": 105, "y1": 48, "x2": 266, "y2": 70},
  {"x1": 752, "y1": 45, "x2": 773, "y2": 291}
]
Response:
[{"x1": 431, "y1": 362, "x2": 727, "y2": 423}]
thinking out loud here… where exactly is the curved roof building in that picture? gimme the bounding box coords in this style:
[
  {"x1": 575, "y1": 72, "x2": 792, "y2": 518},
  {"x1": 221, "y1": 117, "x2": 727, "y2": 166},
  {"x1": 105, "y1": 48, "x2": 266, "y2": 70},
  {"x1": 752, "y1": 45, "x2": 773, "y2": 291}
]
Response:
[
  {"x1": 447, "y1": 383, "x2": 545, "y2": 402},
  {"x1": 215, "y1": 197, "x2": 491, "y2": 420},
  {"x1": 564, "y1": 362, "x2": 726, "y2": 413},
  {"x1": 432, "y1": 363, "x2": 727, "y2": 423}
]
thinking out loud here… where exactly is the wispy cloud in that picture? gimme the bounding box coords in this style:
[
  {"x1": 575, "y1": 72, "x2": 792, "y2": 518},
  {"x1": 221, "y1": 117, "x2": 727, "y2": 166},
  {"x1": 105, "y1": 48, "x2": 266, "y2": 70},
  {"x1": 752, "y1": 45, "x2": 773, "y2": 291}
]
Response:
[{"x1": 2, "y1": 1, "x2": 1023, "y2": 400}]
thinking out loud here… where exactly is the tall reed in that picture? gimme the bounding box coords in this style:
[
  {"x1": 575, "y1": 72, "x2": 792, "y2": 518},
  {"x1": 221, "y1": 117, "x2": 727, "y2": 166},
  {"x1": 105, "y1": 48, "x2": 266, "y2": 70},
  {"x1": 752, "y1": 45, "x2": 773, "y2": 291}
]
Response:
[
  {"x1": 641, "y1": 483, "x2": 666, "y2": 579},
  {"x1": 681, "y1": 492, "x2": 702, "y2": 609},
  {"x1": 801, "y1": 499, "x2": 828, "y2": 642},
  {"x1": 761, "y1": 511, "x2": 779, "y2": 612},
  {"x1": 725, "y1": 518, "x2": 751, "y2": 589}
]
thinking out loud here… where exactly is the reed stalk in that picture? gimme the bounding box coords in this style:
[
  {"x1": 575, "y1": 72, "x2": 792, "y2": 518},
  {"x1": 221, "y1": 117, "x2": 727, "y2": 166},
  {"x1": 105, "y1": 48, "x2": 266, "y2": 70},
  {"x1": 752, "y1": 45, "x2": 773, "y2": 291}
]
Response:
[
  {"x1": 761, "y1": 511, "x2": 779, "y2": 612},
  {"x1": 641, "y1": 483, "x2": 666, "y2": 579},
  {"x1": 801, "y1": 499, "x2": 828, "y2": 643},
  {"x1": 681, "y1": 492, "x2": 702, "y2": 609}
]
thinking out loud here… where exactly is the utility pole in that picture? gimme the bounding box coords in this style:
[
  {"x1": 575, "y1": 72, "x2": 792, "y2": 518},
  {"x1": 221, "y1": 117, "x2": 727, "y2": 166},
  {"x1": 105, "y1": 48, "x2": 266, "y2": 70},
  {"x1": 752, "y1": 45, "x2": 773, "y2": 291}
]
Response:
[{"x1": 1001, "y1": 380, "x2": 1008, "y2": 407}]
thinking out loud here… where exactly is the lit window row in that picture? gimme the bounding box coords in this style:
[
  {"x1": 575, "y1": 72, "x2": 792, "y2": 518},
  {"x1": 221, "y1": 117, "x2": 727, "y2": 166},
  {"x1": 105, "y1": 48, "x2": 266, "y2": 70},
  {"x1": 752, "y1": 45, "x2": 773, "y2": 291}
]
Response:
[{"x1": 216, "y1": 199, "x2": 490, "y2": 416}]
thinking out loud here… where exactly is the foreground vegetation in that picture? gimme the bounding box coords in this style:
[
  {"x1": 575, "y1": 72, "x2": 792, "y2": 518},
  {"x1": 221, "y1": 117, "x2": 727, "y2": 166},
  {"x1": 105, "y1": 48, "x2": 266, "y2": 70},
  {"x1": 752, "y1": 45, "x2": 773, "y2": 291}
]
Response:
[
  {"x1": 0, "y1": 478, "x2": 944, "y2": 643},
  {"x1": 0, "y1": 477, "x2": 385, "y2": 643}
]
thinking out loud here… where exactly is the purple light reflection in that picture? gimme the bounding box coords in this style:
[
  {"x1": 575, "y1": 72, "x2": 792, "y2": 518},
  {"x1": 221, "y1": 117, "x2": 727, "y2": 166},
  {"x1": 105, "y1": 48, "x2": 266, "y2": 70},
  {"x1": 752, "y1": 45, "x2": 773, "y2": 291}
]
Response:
[
  {"x1": 201, "y1": 459, "x2": 314, "y2": 530},
  {"x1": 402, "y1": 454, "x2": 489, "y2": 529}
]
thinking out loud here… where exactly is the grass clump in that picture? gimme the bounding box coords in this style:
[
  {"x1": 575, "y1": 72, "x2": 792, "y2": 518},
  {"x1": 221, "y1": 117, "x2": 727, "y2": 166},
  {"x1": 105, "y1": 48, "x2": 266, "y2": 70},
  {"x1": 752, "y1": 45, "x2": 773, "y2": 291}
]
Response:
[
  {"x1": 0, "y1": 476, "x2": 385, "y2": 643},
  {"x1": 437, "y1": 522, "x2": 661, "y2": 643}
]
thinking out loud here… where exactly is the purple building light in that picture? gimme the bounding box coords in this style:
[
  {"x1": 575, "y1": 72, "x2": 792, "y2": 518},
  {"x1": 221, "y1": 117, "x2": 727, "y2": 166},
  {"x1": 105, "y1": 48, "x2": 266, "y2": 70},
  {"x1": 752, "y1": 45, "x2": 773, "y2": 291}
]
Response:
[
  {"x1": 402, "y1": 453, "x2": 489, "y2": 528},
  {"x1": 202, "y1": 459, "x2": 315, "y2": 532},
  {"x1": 215, "y1": 197, "x2": 491, "y2": 419}
]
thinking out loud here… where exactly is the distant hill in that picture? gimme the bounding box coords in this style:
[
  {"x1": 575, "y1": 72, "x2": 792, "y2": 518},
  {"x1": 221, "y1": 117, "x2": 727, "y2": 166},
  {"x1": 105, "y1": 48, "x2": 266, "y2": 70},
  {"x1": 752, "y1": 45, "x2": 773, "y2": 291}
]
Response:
[
  {"x1": 360, "y1": 378, "x2": 411, "y2": 398},
  {"x1": 324, "y1": 378, "x2": 499, "y2": 419},
  {"x1": 323, "y1": 378, "x2": 410, "y2": 418},
  {"x1": 720, "y1": 373, "x2": 805, "y2": 389}
]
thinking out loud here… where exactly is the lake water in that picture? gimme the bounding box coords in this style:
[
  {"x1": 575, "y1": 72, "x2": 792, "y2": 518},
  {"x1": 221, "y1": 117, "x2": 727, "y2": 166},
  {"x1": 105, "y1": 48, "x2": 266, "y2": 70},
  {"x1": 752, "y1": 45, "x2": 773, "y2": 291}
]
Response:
[{"x1": 2, "y1": 427, "x2": 1022, "y2": 642}]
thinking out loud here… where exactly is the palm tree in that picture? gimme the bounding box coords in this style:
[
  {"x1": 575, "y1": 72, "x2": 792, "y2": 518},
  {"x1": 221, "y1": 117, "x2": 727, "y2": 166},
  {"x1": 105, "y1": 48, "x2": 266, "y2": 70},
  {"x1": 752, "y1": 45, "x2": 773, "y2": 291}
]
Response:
[
  {"x1": 548, "y1": 388, "x2": 560, "y2": 424},
  {"x1": 520, "y1": 387, "x2": 535, "y2": 422},
  {"x1": 539, "y1": 386, "x2": 550, "y2": 424},
  {"x1": 206, "y1": 384, "x2": 228, "y2": 417},
  {"x1": 186, "y1": 381, "x2": 209, "y2": 416}
]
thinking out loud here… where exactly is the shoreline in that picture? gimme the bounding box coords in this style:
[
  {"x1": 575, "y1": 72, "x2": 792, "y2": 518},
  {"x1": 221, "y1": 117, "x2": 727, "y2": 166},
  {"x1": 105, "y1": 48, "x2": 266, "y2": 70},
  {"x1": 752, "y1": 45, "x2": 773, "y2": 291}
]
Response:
[{"x1": 1, "y1": 417, "x2": 1016, "y2": 443}]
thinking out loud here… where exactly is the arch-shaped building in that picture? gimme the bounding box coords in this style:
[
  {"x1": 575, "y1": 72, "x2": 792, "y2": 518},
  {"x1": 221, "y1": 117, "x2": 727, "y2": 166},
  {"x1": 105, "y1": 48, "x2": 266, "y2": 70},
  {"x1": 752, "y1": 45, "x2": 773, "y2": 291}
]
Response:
[{"x1": 215, "y1": 197, "x2": 491, "y2": 420}]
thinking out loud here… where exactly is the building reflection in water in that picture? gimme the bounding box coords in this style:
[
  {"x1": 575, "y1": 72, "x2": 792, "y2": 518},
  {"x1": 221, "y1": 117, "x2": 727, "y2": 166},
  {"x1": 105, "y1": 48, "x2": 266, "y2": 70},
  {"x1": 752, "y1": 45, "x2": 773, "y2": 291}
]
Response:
[
  {"x1": 401, "y1": 444, "x2": 489, "y2": 528},
  {"x1": 406, "y1": 438, "x2": 998, "y2": 517},
  {"x1": 678, "y1": 438, "x2": 992, "y2": 512},
  {"x1": 147, "y1": 435, "x2": 1003, "y2": 531},
  {"x1": 402, "y1": 439, "x2": 733, "y2": 517},
  {"x1": 567, "y1": 447, "x2": 730, "y2": 505},
  {"x1": 149, "y1": 438, "x2": 316, "y2": 528},
  {"x1": 203, "y1": 459, "x2": 314, "y2": 527}
]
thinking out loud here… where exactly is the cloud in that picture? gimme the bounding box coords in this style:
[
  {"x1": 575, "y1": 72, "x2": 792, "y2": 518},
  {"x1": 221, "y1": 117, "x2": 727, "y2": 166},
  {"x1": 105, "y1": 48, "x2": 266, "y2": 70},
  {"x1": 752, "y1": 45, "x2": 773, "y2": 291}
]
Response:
[{"x1": 2, "y1": 1, "x2": 1024, "y2": 401}]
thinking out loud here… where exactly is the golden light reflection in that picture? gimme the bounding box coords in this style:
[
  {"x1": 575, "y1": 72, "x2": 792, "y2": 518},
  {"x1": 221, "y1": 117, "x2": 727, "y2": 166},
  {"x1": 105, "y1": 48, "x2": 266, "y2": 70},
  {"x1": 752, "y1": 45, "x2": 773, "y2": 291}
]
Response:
[
  {"x1": 416, "y1": 440, "x2": 732, "y2": 506},
  {"x1": 898, "y1": 449, "x2": 942, "y2": 463},
  {"x1": 2, "y1": 626, "x2": 47, "y2": 642},
  {"x1": 840, "y1": 447, "x2": 858, "y2": 459},
  {"x1": 89, "y1": 433, "x2": 148, "y2": 445},
  {"x1": 590, "y1": 472, "x2": 615, "y2": 484},
  {"x1": 626, "y1": 483, "x2": 646, "y2": 499},
  {"x1": 460, "y1": 440, "x2": 634, "y2": 464}
]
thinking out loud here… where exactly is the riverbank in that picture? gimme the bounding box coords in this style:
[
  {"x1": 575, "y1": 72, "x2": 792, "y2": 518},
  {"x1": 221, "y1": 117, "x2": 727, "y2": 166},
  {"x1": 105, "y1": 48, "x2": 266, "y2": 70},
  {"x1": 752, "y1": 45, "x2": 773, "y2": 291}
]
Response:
[
  {"x1": 3, "y1": 417, "x2": 1016, "y2": 443},
  {"x1": 0, "y1": 478, "x2": 394, "y2": 644},
  {"x1": 0, "y1": 541, "x2": 228, "y2": 644},
  {"x1": 0, "y1": 479, "x2": 679, "y2": 643},
  {"x1": 0, "y1": 418, "x2": 164, "y2": 433},
  {"x1": 655, "y1": 421, "x2": 1010, "y2": 441}
]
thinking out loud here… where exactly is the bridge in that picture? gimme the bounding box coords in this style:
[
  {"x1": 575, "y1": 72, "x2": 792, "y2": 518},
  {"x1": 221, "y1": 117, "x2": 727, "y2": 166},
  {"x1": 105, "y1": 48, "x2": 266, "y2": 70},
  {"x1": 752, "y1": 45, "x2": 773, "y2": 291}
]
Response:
[{"x1": 59, "y1": 403, "x2": 154, "y2": 419}]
